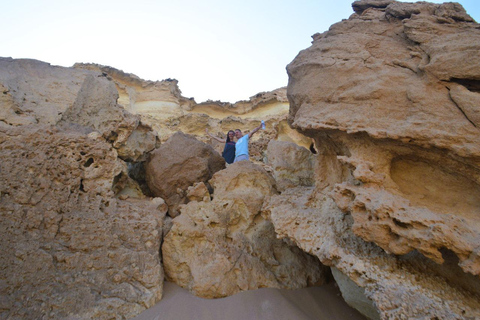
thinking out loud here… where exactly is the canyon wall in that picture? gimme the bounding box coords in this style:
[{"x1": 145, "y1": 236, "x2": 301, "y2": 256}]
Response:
[
  {"x1": 0, "y1": 58, "x2": 167, "y2": 319},
  {"x1": 0, "y1": 57, "x2": 323, "y2": 319},
  {"x1": 1, "y1": 0, "x2": 480, "y2": 319},
  {"x1": 267, "y1": 0, "x2": 480, "y2": 318},
  {"x1": 74, "y1": 63, "x2": 312, "y2": 161}
]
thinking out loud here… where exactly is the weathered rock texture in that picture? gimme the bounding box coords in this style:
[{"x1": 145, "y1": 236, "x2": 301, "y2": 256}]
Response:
[
  {"x1": 0, "y1": 57, "x2": 325, "y2": 318},
  {"x1": 74, "y1": 63, "x2": 195, "y2": 121},
  {"x1": 74, "y1": 63, "x2": 312, "y2": 160},
  {"x1": 266, "y1": 140, "x2": 316, "y2": 191},
  {"x1": 0, "y1": 58, "x2": 166, "y2": 319},
  {"x1": 163, "y1": 161, "x2": 328, "y2": 298},
  {"x1": 270, "y1": 0, "x2": 480, "y2": 319},
  {"x1": 145, "y1": 131, "x2": 225, "y2": 217}
]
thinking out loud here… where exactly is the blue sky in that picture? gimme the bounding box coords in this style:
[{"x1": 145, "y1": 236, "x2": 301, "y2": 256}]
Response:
[{"x1": 1, "y1": 0, "x2": 479, "y2": 103}]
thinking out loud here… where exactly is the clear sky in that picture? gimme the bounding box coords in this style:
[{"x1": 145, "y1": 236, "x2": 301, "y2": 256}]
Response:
[{"x1": 1, "y1": 0, "x2": 479, "y2": 103}]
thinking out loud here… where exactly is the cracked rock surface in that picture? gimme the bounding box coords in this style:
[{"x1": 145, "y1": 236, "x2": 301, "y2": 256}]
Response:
[
  {"x1": 162, "y1": 161, "x2": 329, "y2": 298},
  {"x1": 0, "y1": 58, "x2": 165, "y2": 319},
  {"x1": 279, "y1": 0, "x2": 480, "y2": 318}
]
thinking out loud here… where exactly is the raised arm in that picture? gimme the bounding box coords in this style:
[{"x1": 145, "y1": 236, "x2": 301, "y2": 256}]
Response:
[
  {"x1": 248, "y1": 124, "x2": 263, "y2": 138},
  {"x1": 206, "y1": 128, "x2": 225, "y2": 143}
]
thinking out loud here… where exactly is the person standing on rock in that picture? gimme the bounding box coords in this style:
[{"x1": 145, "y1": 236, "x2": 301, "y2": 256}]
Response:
[
  {"x1": 233, "y1": 123, "x2": 263, "y2": 162},
  {"x1": 206, "y1": 129, "x2": 236, "y2": 164}
]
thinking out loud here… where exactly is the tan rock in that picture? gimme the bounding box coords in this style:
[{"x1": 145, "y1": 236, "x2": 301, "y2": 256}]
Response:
[
  {"x1": 209, "y1": 161, "x2": 277, "y2": 213},
  {"x1": 263, "y1": 187, "x2": 480, "y2": 319},
  {"x1": 72, "y1": 64, "x2": 315, "y2": 161},
  {"x1": 57, "y1": 72, "x2": 158, "y2": 162},
  {"x1": 145, "y1": 131, "x2": 225, "y2": 217},
  {"x1": 0, "y1": 82, "x2": 36, "y2": 126},
  {"x1": 0, "y1": 57, "x2": 95, "y2": 125},
  {"x1": 74, "y1": 63, "x2": 195, "y2": 119},
  {"x1": 448, "y1": 82, "x2": 480, "y2": 128},
  {"x1": 163, "y1": 161, "x2": 328, "y2": 298},
  {"x1": 186, "y1": 182, "x2": 211, "y2": 202},
  {"x1": 330, "y1": 267, "x2": 380, "y2": 320},
  {"x1": 333, "y1": 143, "x2": 480, "y2": 272},
  {"x1": 287, "y1": 1, "x2": 480, "y2": 159},
  {"x1": 191, "y1": 87, "x2": 289, "y2": 119},
  {"x1": 0, "y1": 125, "x2": 166, "y2": 319},
  {"x1": 351, "y1": 0, "x2": 394, "y2": 15},
  {"x1": 266, "y1": 140, "x2": 315, "y2": 191},
  {"x1": 282, "y1": 1, "x2": 480, "y2": 318},
  {"x1": 0, "y1": 58, "x2": 159, "y2": 162}
]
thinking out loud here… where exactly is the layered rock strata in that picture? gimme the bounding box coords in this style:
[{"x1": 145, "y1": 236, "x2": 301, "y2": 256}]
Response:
[
  {"x1": 74, "y1": 63, "x2": 312, "y2": 160},
  {"x1": 273, "y1": 0, "x2": 480, "y2": 318}
]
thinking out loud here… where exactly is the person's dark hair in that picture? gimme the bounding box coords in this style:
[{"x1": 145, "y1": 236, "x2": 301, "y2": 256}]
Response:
[{"x1": 226, "y1": 130, "x2": 235, "y2": 143}]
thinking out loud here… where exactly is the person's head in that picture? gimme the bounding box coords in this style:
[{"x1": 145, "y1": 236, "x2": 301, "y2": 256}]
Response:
[
  {"x1": 226, "y1": 130, "x2": 235, "y2": 142},
  {"x1": 235, "y1": 129, "x2": 243, "y2": 139}
]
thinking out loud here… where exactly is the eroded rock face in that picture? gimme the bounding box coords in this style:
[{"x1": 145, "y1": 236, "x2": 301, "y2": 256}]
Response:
[
  {"x1": 74, "y1": 63, "x2": 195, "y2": 121},
  {"x1": 0, "y1": 58, "x2": 166, "y2": 319},
  {"x1": 263, "y1": 187, "x2": 480, "y2": 319},
  {"x1": 163, "y1": 161, "x2": 328, "y2": 298},
  {"x1": 278, "y1": 0, "x2": 480, "y2": 318},
  {"x1": 145, "y1": 131, "x2": 226, "y2": 217},
  {"x1": 288, "y1": 2, "x2": 480, "y2": 159},
  {"x1": 0, "y1": 126, "x2": 166, "y2": 319},
  {"x1": 0, "y1": 58, "x2": 159, "y2": 162},
  {"x1": 73, "y1": 63, "x2": 313, "y2": 160}
]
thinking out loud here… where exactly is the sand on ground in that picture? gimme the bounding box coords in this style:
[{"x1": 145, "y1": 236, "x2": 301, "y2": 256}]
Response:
[{"x1": 132, "y1": 281, "x2": 367, "y2": 320}]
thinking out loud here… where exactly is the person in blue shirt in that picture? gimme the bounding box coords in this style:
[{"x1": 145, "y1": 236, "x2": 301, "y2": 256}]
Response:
[
  {"x1": 233, "y1": 124, "x2": 262, "y2": 162},
  {"x1": 206, "y1": 129, "x2": 236, "y2": 164}
]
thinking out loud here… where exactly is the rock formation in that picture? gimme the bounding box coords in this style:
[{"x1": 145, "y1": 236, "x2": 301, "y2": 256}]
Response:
[
  {"x1": 162, "y1": 161, "x2": 328, "y2": 298},
  {"x1": 266, "y1": 140, "x2": 316, "y2": 191},
  {"x1": 74, "y1": 63, "x2": 312, "y2": 161},
  {"x1": 0, "y1": 56, "x2": 325, "y2": 319},
  {"x1": 3, "y1": 0, "x2": 480, "y2": 318},
  {"x1": 267, "y1": 0, "x2": 480, "y2": 318},
  {"x1": 0, "y1": 58, "x2": 166, "y2": 319},
  {"x1": 145, "y1": 131, "x2": 225, "y2": 217}
]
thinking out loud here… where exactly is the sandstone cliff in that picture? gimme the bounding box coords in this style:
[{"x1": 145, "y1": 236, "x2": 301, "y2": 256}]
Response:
[
  {"x1": 74, "y1": 62, "x2": 312, "y2": 161},
  {"x1": 275, "y1": 0, "x2": 480, "y2": 318},
  {"x1": 0, "y1": 58, "x2": 166, "y2": 319},
  {"x1": 2, "y1": 0, "x2": 480, "y2": 319},
  {"x1": 0, "y1": 57, "x2": 324, "y2": 319}
]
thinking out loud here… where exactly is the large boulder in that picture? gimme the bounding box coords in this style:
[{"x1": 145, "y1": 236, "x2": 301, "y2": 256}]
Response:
[
  {"x1": 287, "y1": 1, "x2": 480, "y2": 159},
  {"x1": 280, "y1": 0, "x2": 480, "y2": 318},
  {"x1": 162, "y1": 161, "x2": 328, "y2": 298},
  {"x1": 0, "y1": 125, "x2": 166, "y2": 319},
  {"x1": 145, "y1": 131, "x2": 226, "y2": 217}
]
